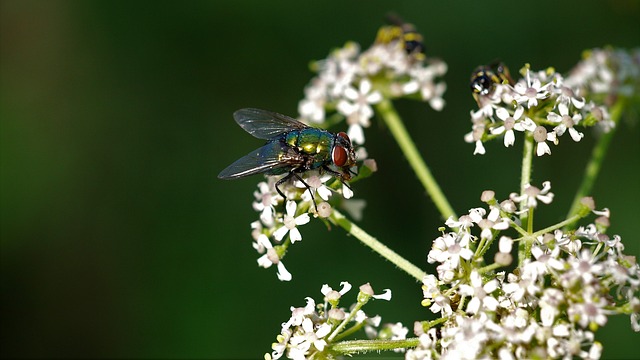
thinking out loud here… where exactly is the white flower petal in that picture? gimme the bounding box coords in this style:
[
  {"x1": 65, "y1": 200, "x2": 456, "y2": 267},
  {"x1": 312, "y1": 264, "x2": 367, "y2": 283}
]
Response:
[
  {"x1": 490, "y1": 125, "x2": 506, "y2": 135},
  {"x1": 360, "y1": 79, "x2": 372, "y2": 94},
  {"x1": 321, "y1": 284, "x2": 332, "y2": 295},
  {"x1": 460, "y1": 248, "x2": 474, "y2": 260},
  {"x1": 499, "y1": 236, "x2": 513, "y2": 253},
  {"x1": 314, "y1": 339, "x2": 327, "y2": 352},
  {"x1": 495, "y1": 107, "x2": 509, "y2": 121},
  {"x1": 257, "y1": 254, "x2": 273, "y2": 268},
  {"x1": 337, "y1": 99, "x2": 355, "y2": 116},
  {"x1": 367, "y1": 91, "x2": 382, "y2": 104},
  {"x1": 273, "y1": 226, "x2": 289, "y2": 241},
  {"x1": 342, "y1": 184, "x2": 354, "y2": 199},
  {"x1": 339, "y1": 281, "x2": 352, "y2": 295},
  {"x1": 289, "y1": 227, "x2": 302, "y2": 242},
  {"x1": 537, "y1": 194, "x2": 554, "y2": 204},
  {"x1": 276, "y1": 262, "x2": 292, "y2": 281},
  {"x1": 558, "y1": 102, "x2": 569, "y2": 116},
  {"x1": 285, "y1": 201, "x2": 297, "y2": 216},
  {"x1": 568, "y1": 127, "x2": 584, "y2": 142},
  {"x1": 504, "y1": 130, "x2": 515, "y2": 147},
  {"x1": 429, "y1": 97, "x2": 445, "y2": 111},
  {"x1": 317, "y1": 186, "x2": 332, "y2": 201},
  {"x1": 347, "y1": 123, "x2": 365, "y2": 145},
  {"x1": 372, "y1": 289, "x2": 392, "y2": 301},
  {"x1": 316, "y1": 323, "x2": 332, "y2": 338},
  {"x1": 343, "y1": 86, "x2": 359, "y2": 101},
  {"x1": 536, "y1": 142, "x2": 551, "y2": 156},
  {"x1": 483, "y1": 296, "x2": 499, "y2": 311},
  {"x1": 571, "y1": 96, "x2": 585, "y2": 109},
  {"x1": 513, "y1": 106, "x2": 524, "y2": 119},
  {"x1": 466, "y1": 297, "x2": 481, "y2": 314},
  {"x1": 402, "y1": 81, "x2": 419, "y2": 94},
  {"x1": 295, "y1": 213, "x2": 310, "y2": 226}
]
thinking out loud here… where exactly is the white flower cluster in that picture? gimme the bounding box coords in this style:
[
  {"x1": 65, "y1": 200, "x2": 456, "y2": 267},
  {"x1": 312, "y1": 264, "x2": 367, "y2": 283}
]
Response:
[
  {"x1": 250, "y1": 170, "x2": 370, "y2": 281},
  {"x1": 266, "y1": 282, "x2": 393, "y2": 360},
  {"x1": 565, "y1": 47, "x2": 640, "y2": 103},
  {"x1": 413, "y1": 184, "x2": 640, "y2": 359},
  {"x1": 298, "y1": 33, "x2": 447, "y2": 145},
  {"x1": 465, "y1": 48, "x2": 640, "y2": 156}
]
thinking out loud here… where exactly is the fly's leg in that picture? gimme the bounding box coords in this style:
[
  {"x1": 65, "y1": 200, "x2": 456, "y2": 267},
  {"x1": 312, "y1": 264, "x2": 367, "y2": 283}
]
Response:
[
  {"x1": 292, "y1": 172, "x2": 318, "y2": 213},
  {"x1": 322, "y1": 165, "x2": 353, "y2": 193},
  {"x1": 274, "y1": 171, "x2": 319, "y2": 214},
  {"x1": 274, "y1": 172, "x2": 293, "y2": 201}
]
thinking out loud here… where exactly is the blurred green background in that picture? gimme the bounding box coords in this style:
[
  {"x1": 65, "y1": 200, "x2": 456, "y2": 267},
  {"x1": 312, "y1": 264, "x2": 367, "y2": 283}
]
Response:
[{"x1": 1, "y1": 1, "x2": 639, "y2": 358}]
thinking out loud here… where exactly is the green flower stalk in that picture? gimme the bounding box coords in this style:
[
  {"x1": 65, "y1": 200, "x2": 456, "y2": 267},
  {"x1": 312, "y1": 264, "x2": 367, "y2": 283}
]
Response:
[
  {"x1": 376, "y1": 99, "x2": 456, "y2": 221},
  {"x1": 330, "y1": 209, "x2": 426, "y2": 282}
]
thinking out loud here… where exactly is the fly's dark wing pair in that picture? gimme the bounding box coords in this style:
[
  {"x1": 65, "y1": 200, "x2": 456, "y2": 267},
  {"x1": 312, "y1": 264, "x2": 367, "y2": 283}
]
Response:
[{"x1": 217, "y1": 108, "x2": 310, "y2": 179}]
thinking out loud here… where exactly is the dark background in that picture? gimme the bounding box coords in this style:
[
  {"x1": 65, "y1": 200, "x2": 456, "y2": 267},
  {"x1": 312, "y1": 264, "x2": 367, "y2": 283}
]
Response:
[{"x1": 1, "y1": 1, "x2": 639, "y2": 358}]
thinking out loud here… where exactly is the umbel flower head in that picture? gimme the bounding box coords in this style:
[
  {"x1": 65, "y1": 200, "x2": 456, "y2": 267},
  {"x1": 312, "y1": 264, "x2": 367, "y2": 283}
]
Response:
[
  {"x1": 265, "y1": 282, "x2": 393, "y2": 360},
  {"x1": 298, "y1": 19, "x2": 447, "y2": 145},
  {"x1": 465, "y1": 48, "x2": 640, "y2": 155},
  {"x1": 249, "y1": 164, "x2": 376, "y2": 281},
  {"x1": 417, "y1": 185, "x2": 640, "y2": 359}
]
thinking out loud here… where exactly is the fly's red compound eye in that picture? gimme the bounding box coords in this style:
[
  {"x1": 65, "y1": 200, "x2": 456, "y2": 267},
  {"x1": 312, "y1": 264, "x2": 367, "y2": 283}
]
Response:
[
  {"x1": 332, "y1": 145, "x2": 348, "y2": 167},
  {"x1": 337, "y1": 132, "x2": 350, "y2": 143}
]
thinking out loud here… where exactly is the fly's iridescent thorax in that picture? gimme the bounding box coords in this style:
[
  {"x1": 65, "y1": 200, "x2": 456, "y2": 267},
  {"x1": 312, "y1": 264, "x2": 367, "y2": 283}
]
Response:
[{"x1": 285, "y1": 129, "x2": 332, "y2": 157}]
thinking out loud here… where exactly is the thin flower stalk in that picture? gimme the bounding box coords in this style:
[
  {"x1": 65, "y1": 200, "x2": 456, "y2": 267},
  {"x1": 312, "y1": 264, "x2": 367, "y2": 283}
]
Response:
[
  {"x1": 329, "y1": 338, "x2": 421, "y2": 354},
  {"x1": 330, "y1": 209, "x2": 427, "y2": 282},
  {"x1": 566, "y1": 98, "x2": 626, "y2": 227},
  {"x1": 376, "y1": 99, "x2": 456, "y2": 221}
]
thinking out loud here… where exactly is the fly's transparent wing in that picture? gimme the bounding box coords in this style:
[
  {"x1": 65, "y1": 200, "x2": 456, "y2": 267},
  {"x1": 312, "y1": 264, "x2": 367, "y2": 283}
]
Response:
[
  {"x1": 233, "y1": 108, "x2": 308, "y2": 140},
  {"x1": 218, "y1": 140, "x2": 302, "y2": 179}
]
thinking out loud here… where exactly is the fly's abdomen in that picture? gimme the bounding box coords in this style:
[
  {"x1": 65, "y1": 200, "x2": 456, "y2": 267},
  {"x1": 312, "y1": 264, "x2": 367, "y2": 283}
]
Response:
[{"x1": 285, "y1": 129, "x2": 332, "y2": 167}]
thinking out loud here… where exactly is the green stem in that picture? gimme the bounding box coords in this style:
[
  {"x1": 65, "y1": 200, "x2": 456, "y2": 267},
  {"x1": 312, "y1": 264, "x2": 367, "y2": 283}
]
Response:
[
  {"x1": 509, "y1": 219, "x2": 530, "y2": 238},
  {"x1": 565, "y1": 99, "x2": 625, "y2": 228},
  {"x1": 519, "y1": 133, "x2": 534, "y2": 215},
  {"x1": 329, "y1": 338, "x2": 420, "y2": 354},
  {"x1": 327, "y1": 294, "x2": 367, "y2": 342},
  {"x1": 518, "y1": 134, "x2": 535, "y2": 266},
  {"x1": 375, "y1": 99, "x2": 456, "y2": 221},
  {"x1": 332, "y1": 321, "x2": 365, "y2": 342},
  {"x1": 420, "y1": 316, "x2": 449, "y2": 331},
  {"x1": 513, "y1": 214, "x2": 583, "y2": 243},
  {"x1": 477, "y1": 262, "x2": 504, "y2": 274},
  {"x1": 330, "y1": 209, "x2": 426, "y2": 281}
]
